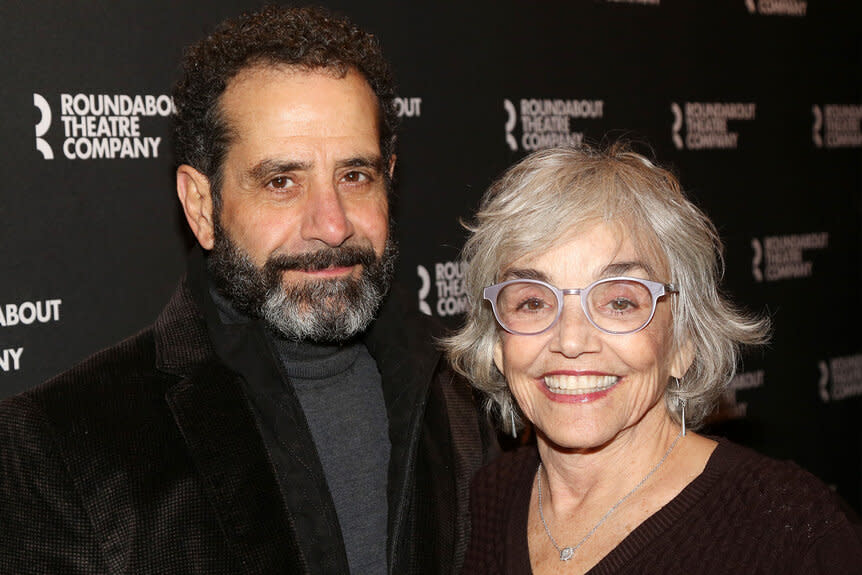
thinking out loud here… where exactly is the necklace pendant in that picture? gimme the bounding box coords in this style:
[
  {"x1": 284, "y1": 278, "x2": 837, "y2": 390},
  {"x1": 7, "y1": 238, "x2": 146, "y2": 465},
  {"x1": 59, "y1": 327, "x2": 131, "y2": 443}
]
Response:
[{"x1": 559, "y1": 547, "x2": 575, "y2": 561}]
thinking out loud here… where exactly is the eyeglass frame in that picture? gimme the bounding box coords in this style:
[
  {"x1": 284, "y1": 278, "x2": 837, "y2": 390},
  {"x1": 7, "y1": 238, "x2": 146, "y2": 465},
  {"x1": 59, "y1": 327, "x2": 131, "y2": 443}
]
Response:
[{"x1": 483, "y1": 276, "x2": 678, "y2": 336}]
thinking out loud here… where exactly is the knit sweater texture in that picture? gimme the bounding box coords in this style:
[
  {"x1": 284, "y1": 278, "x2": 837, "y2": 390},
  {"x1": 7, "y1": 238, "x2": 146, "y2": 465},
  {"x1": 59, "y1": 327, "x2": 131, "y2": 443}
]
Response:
[{"x1": 463, "y1": 438, "x2": 862, "y2": 574}]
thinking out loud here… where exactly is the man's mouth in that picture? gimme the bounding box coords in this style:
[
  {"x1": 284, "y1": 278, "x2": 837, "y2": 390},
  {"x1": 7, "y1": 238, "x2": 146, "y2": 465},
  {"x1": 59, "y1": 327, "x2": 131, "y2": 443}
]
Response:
[
  {"x1": 267, "y1": 244, "x2": 375, "y2": 283},
  {"x1": 293, "y1": 265, "x2": 356, "y2": 278},
  {"x1": 542, "y1": 374, "x2": 620, "y2": 395}
]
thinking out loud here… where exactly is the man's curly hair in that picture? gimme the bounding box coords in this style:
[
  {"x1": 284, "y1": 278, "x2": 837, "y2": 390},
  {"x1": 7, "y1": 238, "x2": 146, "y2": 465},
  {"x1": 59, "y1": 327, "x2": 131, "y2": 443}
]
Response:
[{"x1": 172, "y1": 5, "x2": 397, "y2": 207}]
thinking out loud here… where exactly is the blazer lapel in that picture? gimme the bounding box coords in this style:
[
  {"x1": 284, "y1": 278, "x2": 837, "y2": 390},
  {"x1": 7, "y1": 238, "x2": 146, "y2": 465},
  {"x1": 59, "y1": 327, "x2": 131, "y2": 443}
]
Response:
[{"x1": 166, "y1": 365, "x2": 303, "y2": 574}]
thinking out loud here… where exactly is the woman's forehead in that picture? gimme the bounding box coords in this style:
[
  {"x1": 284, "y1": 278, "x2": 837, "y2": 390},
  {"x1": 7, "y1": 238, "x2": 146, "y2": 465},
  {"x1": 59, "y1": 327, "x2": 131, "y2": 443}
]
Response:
[{"x1": 502, "y1": 219, "x2": 668, "y2": 280}]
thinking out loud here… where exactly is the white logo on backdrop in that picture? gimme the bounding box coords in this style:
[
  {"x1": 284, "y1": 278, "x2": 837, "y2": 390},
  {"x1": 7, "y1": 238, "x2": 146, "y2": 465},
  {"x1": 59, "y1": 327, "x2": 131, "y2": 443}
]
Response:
[
  {"x1": 751, "y1": 232, "x2": 828, "y2": 282},
  {"x1": 0, "y1": 298, "x2": 63, "y2": 374},
  {"x1": 812, "y1": 105, "x2": 824, "y2": 148},
  {"x1": 394, "y1": 97, "x2": 422, "y2": 118},
  {"x1": 417, "y1": 261, "x2": 468, "y2": 317},
  {"x1": 503, "y1": 98, "x2": 604, "y2": 152},
  {"x1": 32, "y1": 92, "x2": 174, "y2": 160},
  {"x1": 33, "y1": 93, "x2": 54, "y2": 159},
  {"x1": 751, "y1": 238, "x2": 764, "y2": 282},
  {"x1": 819, "y1": 355, "x2": 862, "y2": 402},
  {"x1": 813, "y1": 104, "x2": 862, "y2": 148},
  {"x1": 671, "y1": 103, "x2": 684, "y2": 150},
  {"x1": 746, "y1": 0, "x2": 807, "y2": 16},
  {"x1": 417, "y1": 265, "x2": 433, "y2": 316},
  {"x1": 504, "y1": 100, "x2": 518, "y2": 151},
  {"x1": 0, "y1": 348, "x2": 23, "y2": 373},
  {"x1": 670, "y1": 101, "x2": 756, "y2": 150}
]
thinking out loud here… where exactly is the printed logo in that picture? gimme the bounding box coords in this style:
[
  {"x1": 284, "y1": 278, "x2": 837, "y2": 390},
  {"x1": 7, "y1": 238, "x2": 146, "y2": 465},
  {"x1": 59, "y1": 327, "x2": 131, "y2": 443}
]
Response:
[
  {"x1": 32, "y1": 92, "x2": 174, "y2": 160},
  {"x1": 33, "y1": 93, "x2": 54, "y2": 159},
  {"x1": 715, "y1": 370, "x2": 766, "y2": 420},
  {"x1": 751, "y1": 232, "x2": 828, "y2": 282},
  {"x1": 0, "y1": 299, "x2": 62, "y2": 327},
  {"x1": 0, "y1": 298, "x2": 62, "y2": 374},
  {"x1": 812, "y1": 104, "x2": 862, "y2": 149},
  {"x1": 0, "y1": 348, "x2": 23, "y2": 373},
  {"x1": 394, "y1": 97, "x2": 422, "y2": 118},
  {"x1": 818, "y1": 355, "x2": 862, "y2": 402},
  {"x1": 745, "y1": 0, "x2": 807, "y2": 16},
  {"x1": 812, "y1": 105, "x2": 823, "y2": 148},
  {"x1": 503, "y1": 97, "x2": 604, "y2": 152},
  {"x1": 751, "y1": 238, "x2": 764, "y2": 282},
  {"x1": 416, "y1": 261, "x2": 468, "y2": 317},
  {"x1": 417, "y1": 265, "x2": 433, "y2": 316},
  {"x1": 671, "y1": 101, "x2": 756, "y2": 150}
]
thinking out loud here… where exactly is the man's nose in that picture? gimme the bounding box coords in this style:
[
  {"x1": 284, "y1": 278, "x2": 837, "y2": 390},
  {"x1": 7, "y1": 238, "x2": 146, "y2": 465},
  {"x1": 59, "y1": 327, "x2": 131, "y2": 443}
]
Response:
[{"x1": 300, "y1": 180, "x2": 354, "y2": 247}]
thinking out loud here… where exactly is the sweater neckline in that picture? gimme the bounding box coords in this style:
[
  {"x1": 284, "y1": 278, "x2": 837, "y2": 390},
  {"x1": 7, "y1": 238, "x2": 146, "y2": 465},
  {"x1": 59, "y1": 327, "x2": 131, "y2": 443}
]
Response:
[{"x1": 510, "y1": 437, "x2": 736, "y2": 574}]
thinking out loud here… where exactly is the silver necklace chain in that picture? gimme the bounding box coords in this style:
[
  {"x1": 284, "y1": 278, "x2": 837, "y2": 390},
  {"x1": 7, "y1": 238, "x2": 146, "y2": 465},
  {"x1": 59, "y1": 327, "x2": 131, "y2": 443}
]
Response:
[{"x1": 536, "y1": 431, "x2": 683, "y2": 562}]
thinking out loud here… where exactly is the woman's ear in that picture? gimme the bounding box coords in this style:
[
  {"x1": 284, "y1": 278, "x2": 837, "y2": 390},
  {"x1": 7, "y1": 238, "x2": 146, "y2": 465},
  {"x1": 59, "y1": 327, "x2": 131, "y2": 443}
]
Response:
[
  {"x1": 493, "y1": 338, "x2": 505, "y2": 375},
  {"x1": 670, "y1": 338, "x2": 695, "y2": 379}
]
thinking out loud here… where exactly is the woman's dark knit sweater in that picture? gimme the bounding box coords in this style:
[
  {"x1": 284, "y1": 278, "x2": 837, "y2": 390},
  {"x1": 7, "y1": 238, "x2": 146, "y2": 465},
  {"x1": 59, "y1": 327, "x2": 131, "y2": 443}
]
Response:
[{"x1": 463, "y1": 438, "x2": 862, "y2": 574}]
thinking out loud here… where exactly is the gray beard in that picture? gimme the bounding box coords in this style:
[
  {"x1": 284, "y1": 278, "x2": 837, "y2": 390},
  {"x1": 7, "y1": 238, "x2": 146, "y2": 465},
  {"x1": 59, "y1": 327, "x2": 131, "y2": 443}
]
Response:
[{"x1": 207, "y1": 222, "x2": 397, "y2": 343}]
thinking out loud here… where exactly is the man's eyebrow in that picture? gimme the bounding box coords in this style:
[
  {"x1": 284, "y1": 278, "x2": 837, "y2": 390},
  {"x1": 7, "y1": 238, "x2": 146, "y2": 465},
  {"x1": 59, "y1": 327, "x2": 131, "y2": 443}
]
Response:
[
  {"x1": 246, "y1": 159, "x2": 310, "y2": 181},
  {"x1": 335, "y1": 155, "x2": 385, "y2": 172}
]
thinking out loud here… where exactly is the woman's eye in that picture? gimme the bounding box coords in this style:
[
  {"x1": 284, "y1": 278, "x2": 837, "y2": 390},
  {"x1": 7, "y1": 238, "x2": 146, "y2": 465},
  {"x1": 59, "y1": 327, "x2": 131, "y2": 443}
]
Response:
[
  {"x1": 517, "y1": 297, "x2": 549, "y2": 313},
  {"x1": 608, "y1": 298, "x2": 636, "y2": 312}
]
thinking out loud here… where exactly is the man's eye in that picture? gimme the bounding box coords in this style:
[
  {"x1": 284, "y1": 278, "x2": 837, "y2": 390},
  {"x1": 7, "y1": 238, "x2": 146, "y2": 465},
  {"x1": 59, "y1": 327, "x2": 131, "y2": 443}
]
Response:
[
  {"x1": 341, "y1": 171, "x2": 369, "y2": 183},
  {"x1": 268, "y1": 176, "x2": 294, "y2": 189}
]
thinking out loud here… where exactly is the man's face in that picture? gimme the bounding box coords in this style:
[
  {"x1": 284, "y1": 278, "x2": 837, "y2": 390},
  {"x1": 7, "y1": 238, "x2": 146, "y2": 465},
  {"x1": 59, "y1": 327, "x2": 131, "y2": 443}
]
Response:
[{"x1": 202, "y1": 65, "x2": 395, "y2": 342}]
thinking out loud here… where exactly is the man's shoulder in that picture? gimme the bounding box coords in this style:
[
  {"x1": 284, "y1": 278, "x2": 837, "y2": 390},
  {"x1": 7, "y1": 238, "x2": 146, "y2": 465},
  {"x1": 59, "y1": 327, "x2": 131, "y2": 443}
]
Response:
[
  {"x1": 2, "y1": 326, "x2": 166, "y2": 431},
  {"x1": 1, "y1": 277, "x2": 210, "y2": 432}
]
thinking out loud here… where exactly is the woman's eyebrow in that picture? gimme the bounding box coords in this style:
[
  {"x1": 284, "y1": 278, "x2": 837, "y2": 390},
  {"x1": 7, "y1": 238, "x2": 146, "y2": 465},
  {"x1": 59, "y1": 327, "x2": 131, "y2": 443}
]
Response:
[
  {"x1": 600, "y1": 261, "x2": 655, "y2": 278},
  {"x1": 500, "y1": 268, "x2": 549, "y2": 282}
]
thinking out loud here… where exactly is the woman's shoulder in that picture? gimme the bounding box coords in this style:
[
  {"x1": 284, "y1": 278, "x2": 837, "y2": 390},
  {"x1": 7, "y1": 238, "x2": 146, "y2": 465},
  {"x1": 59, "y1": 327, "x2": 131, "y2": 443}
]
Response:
[
  {"x1": 710, "y1": 438, "x2": 843, "y2": 500},
  {"x1": 703, "y1": 437, "x2": 859, "y2": 537}
]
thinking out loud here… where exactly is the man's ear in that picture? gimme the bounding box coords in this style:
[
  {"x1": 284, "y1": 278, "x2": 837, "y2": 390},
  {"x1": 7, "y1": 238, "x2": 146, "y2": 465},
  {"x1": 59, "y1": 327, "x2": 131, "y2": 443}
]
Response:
[
  {"x1": 670, "y1": 337, "x2": 695, "y2": 379},
  {"x1": 176, "y1": 164, "x2": 215, "y2": 250}
]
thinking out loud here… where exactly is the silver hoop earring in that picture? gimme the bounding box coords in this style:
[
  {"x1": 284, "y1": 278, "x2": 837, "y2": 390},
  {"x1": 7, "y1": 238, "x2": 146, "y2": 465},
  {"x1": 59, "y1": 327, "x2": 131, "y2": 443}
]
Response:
[
  {"x1": 675, "y1": 378, "x2": 686, "y2": 436},
  {"x1": 510, "y1": 409, "x2": 518, "y2": 438}
]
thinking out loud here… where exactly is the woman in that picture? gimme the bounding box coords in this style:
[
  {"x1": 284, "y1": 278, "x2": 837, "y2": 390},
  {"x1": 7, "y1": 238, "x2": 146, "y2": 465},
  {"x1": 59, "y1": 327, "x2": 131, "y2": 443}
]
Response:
[{"x1": 446, "y1": 144, "x2": 861, "y2": 574}]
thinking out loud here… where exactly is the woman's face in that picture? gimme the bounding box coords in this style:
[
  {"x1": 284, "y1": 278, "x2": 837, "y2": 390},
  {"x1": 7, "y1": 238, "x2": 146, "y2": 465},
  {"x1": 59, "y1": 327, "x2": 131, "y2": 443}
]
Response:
[{"x1": 493, "y1": 222, "x2": 691, "y2": 450}]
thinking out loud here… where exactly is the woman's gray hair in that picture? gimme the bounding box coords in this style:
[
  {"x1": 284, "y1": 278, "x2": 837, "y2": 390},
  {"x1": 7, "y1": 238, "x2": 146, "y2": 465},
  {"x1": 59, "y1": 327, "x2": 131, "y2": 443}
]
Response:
[{"x1": 444, "y1": 142, "x2": 769, "y2": 432}]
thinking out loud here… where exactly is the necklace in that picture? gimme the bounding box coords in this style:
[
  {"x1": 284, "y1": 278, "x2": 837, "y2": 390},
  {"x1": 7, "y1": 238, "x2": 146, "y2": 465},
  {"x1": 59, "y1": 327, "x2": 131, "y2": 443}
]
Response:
[{"x1": 537, "y1": 430, "x2": 683, "y2": 562}]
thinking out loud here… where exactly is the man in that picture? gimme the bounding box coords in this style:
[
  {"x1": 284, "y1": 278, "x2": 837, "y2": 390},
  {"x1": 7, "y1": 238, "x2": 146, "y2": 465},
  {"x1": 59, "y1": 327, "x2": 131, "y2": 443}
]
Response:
[{"x1": 0, "y1": 6, "x2": 495, "y2": 574}]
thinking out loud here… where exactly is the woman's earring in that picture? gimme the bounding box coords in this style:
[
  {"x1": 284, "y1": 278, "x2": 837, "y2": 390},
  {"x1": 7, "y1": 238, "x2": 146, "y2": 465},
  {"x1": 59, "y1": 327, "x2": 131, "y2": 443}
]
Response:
[
  {"x1": 675, "y1": 378, "x2": 686, "y2": 436},
  {"x1": 510, "y1": 409, "x2": 517, "y2": 438}
]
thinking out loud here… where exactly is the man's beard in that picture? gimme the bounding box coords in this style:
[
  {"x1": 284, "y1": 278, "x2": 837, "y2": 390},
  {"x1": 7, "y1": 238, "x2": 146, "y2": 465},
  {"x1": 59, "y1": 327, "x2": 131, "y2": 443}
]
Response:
[{"x1": 207, "y1": 222, "x2": 397, "y2": 343}]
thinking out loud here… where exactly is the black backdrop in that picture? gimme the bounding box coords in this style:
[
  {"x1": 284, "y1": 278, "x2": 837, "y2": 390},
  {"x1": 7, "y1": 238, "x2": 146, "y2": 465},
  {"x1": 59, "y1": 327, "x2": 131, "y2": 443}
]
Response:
[{"x1": 2, "y1": 1, "x2": 860, "y2": 512}]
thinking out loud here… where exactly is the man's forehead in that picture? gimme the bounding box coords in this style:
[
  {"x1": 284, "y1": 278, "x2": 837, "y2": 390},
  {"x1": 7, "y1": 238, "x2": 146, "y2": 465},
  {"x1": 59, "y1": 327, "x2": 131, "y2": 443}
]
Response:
[
  {"x1": 216, "y1": 63, "x2": 382, "y2": 165},
  {"x1": 222, "y1": 63, "x2": 376, "y2": 112}
]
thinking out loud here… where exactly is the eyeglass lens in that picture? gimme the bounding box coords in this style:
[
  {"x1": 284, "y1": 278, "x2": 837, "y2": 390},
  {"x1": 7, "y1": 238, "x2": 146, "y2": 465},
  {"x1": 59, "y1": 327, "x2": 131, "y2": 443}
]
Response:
[{"x1": 495, "y1": 279, "x2": 656, "y2": 334}]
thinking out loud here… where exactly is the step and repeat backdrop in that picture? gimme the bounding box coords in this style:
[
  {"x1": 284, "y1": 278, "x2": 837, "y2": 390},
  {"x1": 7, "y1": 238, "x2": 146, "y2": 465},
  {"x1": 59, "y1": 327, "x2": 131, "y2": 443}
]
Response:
[{"x1": 2, "y1": 1, "x2": 860, "y2": 510}]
